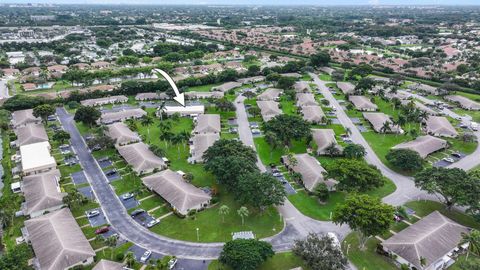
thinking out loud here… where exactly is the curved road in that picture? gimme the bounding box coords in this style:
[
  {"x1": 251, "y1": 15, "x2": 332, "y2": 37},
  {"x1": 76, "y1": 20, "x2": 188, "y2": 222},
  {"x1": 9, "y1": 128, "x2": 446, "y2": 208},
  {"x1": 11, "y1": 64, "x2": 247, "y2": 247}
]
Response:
[{"x1": 56, "y1": 72, "x2": 480, "y2": 263}]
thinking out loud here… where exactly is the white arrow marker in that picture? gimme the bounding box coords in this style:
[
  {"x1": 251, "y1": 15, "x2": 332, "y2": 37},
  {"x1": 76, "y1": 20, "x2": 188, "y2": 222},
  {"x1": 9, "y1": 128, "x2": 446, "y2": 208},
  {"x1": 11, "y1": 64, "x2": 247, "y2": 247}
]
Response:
[{"x1": 153, "y1": 68, "x2": 185, "y2": 107}]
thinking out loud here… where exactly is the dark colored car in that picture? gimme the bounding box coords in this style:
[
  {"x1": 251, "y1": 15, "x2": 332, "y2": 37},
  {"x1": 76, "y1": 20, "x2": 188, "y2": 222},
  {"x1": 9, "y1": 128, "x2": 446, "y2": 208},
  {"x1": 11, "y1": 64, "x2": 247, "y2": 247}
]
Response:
[
  {"x1": 131, "y1": 209, "x2": 145, "y2": 217},
  {"x1": 95, "y1": 226, "x2": 110, "y2": 234}
]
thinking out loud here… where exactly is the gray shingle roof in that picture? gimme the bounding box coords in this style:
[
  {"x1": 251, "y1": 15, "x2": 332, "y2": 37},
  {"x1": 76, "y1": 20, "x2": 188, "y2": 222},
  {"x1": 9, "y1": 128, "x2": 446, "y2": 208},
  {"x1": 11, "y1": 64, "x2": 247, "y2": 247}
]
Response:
[
  {"x1": 116, "y1": 142, "x2": 166, "y2": 173},
  {"x1": 257, "y1": 100, "x2": 282, "y2": 122},
  {"x1": 393, "y1": 135, "x2": 447, "y2": 158},
  {"x1": 424, "y1": 116, "x2": 458, "y2": 138},
  {"x1": 383, "y1": 211, "x2": 469, "y2": 269},
  {"x1": 283, "y1": 153, "x2": 326, "y2": 191},
  {"x1": 23, "y1": 169, "x2": 65, "y2": 216},
  {"x1": 194, "y1": 114, "x2": 221, "y2": 134},
  {"x1": 24, "y1": 208, "x2": 95, "y2": 270},
  {"x1": 142, "y1": 169, "x2": 211, "y2": 215},
  {"x1": 106, "y1": 122, "x2": 141, "y2": 145},
  {"x1": 15, "y1": 123, "x2": 49, "y2": 146}
]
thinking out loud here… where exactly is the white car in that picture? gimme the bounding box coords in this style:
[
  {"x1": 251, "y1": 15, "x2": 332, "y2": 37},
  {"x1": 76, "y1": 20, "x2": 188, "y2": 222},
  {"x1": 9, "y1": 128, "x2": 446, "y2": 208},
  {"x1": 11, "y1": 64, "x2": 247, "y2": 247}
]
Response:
[
  {"x1": 121, "y1": 193, "x2": 134, "y2": 200},
  {"x1": 146, "y1": 220, "x2": 159, "y2": 228},
  {"x1": 443, "y1": 157, "x2": 455, "y2": 163},
  {"x1": 86, "y1": 210, "x2": 100, "y2": 218},
  {"x1": 140, "y1": 250, "x2": 152, "y2": 263},
  {"x1": 168, "y1": 258, "x2": 178, "y2": 269}
]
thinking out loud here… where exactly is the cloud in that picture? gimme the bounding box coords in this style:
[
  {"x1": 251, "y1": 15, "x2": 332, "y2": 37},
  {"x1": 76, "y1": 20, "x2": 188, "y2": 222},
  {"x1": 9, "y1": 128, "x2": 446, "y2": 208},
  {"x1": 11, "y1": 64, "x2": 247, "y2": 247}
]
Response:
[{"x1": 368, "y1": 0, "x2": 380, "y2": 5}]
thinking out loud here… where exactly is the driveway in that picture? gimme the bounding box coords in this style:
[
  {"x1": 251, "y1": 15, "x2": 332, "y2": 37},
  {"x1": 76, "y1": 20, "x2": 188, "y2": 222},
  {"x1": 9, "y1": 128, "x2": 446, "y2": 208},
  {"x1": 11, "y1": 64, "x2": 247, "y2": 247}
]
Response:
[{"x1": 0, "y1": 79, "x2": 10, "y2": 99}]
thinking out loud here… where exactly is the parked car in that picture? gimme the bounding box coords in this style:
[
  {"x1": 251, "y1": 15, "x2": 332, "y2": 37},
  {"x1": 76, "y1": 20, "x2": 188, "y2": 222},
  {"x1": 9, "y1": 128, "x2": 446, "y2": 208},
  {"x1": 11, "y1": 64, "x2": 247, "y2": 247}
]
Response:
[
  {"x1": 98, "y1": 157, "x2": 109, "y2": 163},
  {"x1": 168, "y1": 257, "x2": 178, "y2": 269},
  {"x1": 140, "y1": 250, "x2": 152, "y2": 263},
  {"x1": 121, "y1": 193, "x2": 134, "y2": 200},
  {"x1": 131, "y1": 209, "x2": 145, "y2": 217},
  {"x1": 443, "y1": 157, "x2": 455, "y2": 163},
  {"x1": 105, "y1": 169, "x2": 117, "y2": 176},
  {"x1": 95, "y1": 226, "x2": 110, "y2": 235},
  {"x1": 146, "y1": 220, "x2": 159, "y2": 228},
  {"x1": 272, "y1": 172, "x2": 282, "y2": 177},
  {"x1": 86, "y1": 210, "x2": 100, "y2": 218},
  {"x1": 452, "y1": 152, "x2": 462, "y2": 158}
]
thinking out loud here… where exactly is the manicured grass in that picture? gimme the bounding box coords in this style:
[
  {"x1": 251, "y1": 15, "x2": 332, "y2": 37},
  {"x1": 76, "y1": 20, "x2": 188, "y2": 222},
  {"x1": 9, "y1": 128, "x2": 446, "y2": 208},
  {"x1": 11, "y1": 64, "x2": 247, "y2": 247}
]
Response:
[
  {"x1": 208, "y1": 252, "x2": 308, "y2": 270},
  {"x1": 450, "y1": 254, "x2": 480, "y2": 270},
  {"x1": 110, "y1": 173, "x2": 144, "y2": 195},
  {"x1": 135, "y1": 117, "x2": 214, "y2": 188},
  {"x1": 186, "y1": 83, "x2": 222, "y2": 92},
  {"x1": 288, "y1": 191, "x2": 345, "y2": 221},
  {"x1": 279, "y1": 96, "x2": 298, "y2": 115},
  {"x1": 405, "y1": 200, "x2": 480, "y2": 230},
  {"x1": 150, "y1": 205, "x2": 171, "y2": 218},
  {"x1": 342, "y1": 232, "x2": 397, "y2": 270},
  {"x1": 254, "y1": 137, "x2": 308, "y2": 165},
  {"x1": 288, "y1": 177, "x2": 396, "y2": 221},
  {"x1": 138, "y1": 195, "x2": 165, "y2": 211},
  {"x1": 319, "y1": 73, "x2": 332, "y2": 81},
  {"x1": 150, "y1": 192, "x2": 283, "y2": 243}
]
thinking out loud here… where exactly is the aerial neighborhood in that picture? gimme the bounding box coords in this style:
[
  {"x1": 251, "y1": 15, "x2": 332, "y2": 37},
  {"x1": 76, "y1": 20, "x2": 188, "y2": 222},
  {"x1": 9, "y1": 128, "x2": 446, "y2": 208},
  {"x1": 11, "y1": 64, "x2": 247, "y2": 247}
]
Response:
[{"x1": 1, "y1": 3, "x2": 480, "y2": 270}]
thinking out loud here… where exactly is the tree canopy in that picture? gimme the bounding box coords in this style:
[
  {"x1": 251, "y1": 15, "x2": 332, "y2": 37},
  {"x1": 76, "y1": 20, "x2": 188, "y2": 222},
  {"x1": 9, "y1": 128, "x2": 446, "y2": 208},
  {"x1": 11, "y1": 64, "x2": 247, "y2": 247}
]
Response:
[
  {"x1": 293, "y1": 233, "x2": 348, "y2": 270},
  {"x1": 32, "y1": 104, "x2": 55, "y2": 123},
  {"x1": 74, "y1": 106, "x2": 101, "y2": 127},
  {"x1": 326, "y1": 159, "x2": 385, "y2": 192},
  {"x1": 236, "y1": 172, "x2": 286, "y2": 209},
  {"x1": 333, "y1": 194, "x2": 394, "y2": 248},
  {"x1": 310, "y1": 51, "x2": 331, "y2": 67},
  {"x1": 262, "y1": 114, "x2": 311, "y2": 147},
  {"x1": 343, "y1": 144, "x2": 366, "y2": 159},
  {"x1": 386, "y1": 149, "x2": 424, "y2": 172},
  {"x1": 219, "y1": 239, "x2": 274, "y2": 270}
]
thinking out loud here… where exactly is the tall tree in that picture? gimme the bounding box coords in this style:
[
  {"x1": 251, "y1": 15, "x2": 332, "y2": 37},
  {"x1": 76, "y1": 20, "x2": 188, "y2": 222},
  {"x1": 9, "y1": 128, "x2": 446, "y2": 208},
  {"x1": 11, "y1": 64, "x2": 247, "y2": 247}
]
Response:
[
  {"x1": 262, "y1": 114, "x2": 311, "y2": 147},
  {"x1": 74, "y1": 106, "x2": 101, "y2": 127},
  {"x1": 219, "y1": 205, "x2": 230, "y2": 223},
  {"x1": 414, "y1": 167, "x2": 480, "y2": 210},
  {"x1": 293, "y1": 233, "x2": 347, "y2": 270},
  {"x1": 462, "y1": 229, "x2": 480, "y2": 260},
  {"x1": 236, "y1": 172, "x2": 286, "y2": 210},
  {"x1": 343, "y1": 144, "x2": 366, "y2": 159},
  {"x1": 386, "y1": 149, "x2": 424, "y2": 172},
  {"x1": 310, "y1": 51, "x2": 331, "y2": 67},
  {"x1": 237, "y1": 206, "x2": 249, "y2": 226},
  {"x1": 326, "y1": 159, "x2": 385, "y2": 192},
  {"x1": 219, "y1": 239, "x2": 274, "y2": 270},
  {"x1": 52, "y1": 130, "x2": 71, "y2": 144},
  {"x1": 333, "y1": 194, "x2": 394, "y2": 249},
  {"x1": 33, "y1": 104, "x2": 55, "y2": 124}
]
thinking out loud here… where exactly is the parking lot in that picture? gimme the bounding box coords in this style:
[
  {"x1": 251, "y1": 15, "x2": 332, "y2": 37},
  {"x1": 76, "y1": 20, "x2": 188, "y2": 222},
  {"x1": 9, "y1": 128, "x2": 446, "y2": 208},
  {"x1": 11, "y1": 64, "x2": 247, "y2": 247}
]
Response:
[
  {"x1": 97, "y1": 157, "x2": 113, "y2": 168},
  {"x1": 119, "y1": 194, "x2": 139, "y2": 210},
  {"x1": 71, "y1": 171, "x2": 88, "y2": 185},
  {"x1": 86, "y1": 208, "x2": 107, "y2": 227}
]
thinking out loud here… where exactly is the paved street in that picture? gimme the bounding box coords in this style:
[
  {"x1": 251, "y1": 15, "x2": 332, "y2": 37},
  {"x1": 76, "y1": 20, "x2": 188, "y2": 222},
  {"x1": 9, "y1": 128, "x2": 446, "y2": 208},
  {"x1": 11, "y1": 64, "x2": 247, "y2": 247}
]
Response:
[
  {"x1": 0, "y1": 80, "x2": 10, "y2": 100},
  {"x1": 310, "y1": 73, "x2": 436, "y2": 206},
  {"x1": 56, "y1": 107, "x2": 224, "y2": 260}
]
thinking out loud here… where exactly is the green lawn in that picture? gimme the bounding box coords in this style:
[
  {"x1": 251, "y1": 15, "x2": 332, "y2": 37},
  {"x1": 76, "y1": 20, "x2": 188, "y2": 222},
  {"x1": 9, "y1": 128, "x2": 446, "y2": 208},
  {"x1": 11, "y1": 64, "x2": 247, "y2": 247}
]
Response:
[
  {"x1": 208, "y1": 252, "x2": 308, "y2": 270},
  {"x1": 405, "y1": 200, "x2": 480, "y2": 230},
  {"x1": 186, "y1": 83, "x2": 222, "y2": 92},
  {"x1": 279, "y1": 96, "x2": 298, "y2": 116},
  {"x1": 254, "y1": 137, "x2": 308, "y2": 165},
  {"x1": 342, "y1": 232, "x2": 397, "y2": 270},
  {"x1": 319, "y1": 73, "x2": 332, "y2": 81},
  {"x1": 150, "y1": 192, "x2": 283, "y2": 243}
]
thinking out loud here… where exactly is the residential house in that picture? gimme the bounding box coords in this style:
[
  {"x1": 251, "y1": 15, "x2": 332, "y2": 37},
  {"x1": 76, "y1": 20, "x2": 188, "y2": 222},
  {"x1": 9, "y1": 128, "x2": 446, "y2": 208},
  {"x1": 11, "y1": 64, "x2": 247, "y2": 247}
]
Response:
[
  {"x1": 312, "y1": 129, "x2": 341, "y2": 155},
  {"x1": 193, "y1": 114, "x2": 221, "y2": 134},
  {"x1": 100, "y1": 108, "x2": 147, "y2": 124},
  {"x1": 296, "y1": 93, "x2": 318, "y2": 107},
  {"x1": 142, "y1": 169, "x2": 211, "y2": 216},
  {"x1": 337, "y1": 82, "x2": 355, "y2": 95},
  {"x1": 189, "y1": 133, "x2": 220, "y2": 163},
  {"x1": 423, "y1": 116, "x2": 458, "y2": 138},
  {"x1": 11, "y1": 109, "x2": 41, "y2": 128},
  {"x1": 22, "y1": 169, "x2": 65, "y2": 217},
  {"x1": 116, "y1": 142, "x2": 166, "y2": 174},
  {"x1": 282, "y1": 153, "x2": 335, "y2": 191},
  {"x1": 19, "y1": 141, "x2": 56, "y2": 176},
  {"x1": 393, "y1": 135, "x2": 448, "y2": 158},
  {"x1": 257, "y1": 100, "x2": 282, "y2": 122},
  {"x1": 257, "y1": 88, "x2": 282, "y2": 101},
  {"x1": 349, "y1": 96, "x2": 378, "y2": 111},
  {"x1": 212, "y1": 82, "x2": 242, "y2": 92},
  {"x1": 363, "y1": 112, "x2": 404, "y2": 134},
  {"x1": 14, "y1": 123, "x2": 49, "y2": 147},
  {"x1": 300, "y1": 106, "x2": 325, "y2": 124},
  {"x1": 80, "y1": 95, "x2": 128, "y2": 107},
  {"x1": 445, "y1": 95, "x2": 480, "y2": 111},
  {"x1": 106, "y1": 122, "x2": 141, "y2": 146}
]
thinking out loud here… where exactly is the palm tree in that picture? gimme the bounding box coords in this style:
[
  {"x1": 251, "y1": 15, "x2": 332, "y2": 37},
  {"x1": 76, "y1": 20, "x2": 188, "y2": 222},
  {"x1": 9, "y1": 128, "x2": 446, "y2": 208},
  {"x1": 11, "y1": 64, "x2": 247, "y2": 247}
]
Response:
[
  {"x1": 125, "y1": 252, "x2": 136, "y2": 268},
  {"x1": 380, "y1": 121, "x2": 392, "y2": 135},
  {"x1": 140, "y1": 115, "x2": 154, "y2": 142},
  {"x1": 237, "y1": 206, "x2": 249, "y2": 226},
  {"x1": 219, "y1": 205, "x2": 230, "y2": 223},
  {"x1": 345, "y1": 127, "x2": 352, "y2": 136},
  {"x1": 104, "y1": 235, "x2": 118, "y2": 260},
  {"x1": 419, "y1": 256, "x2": 427, "y2": 268},
  {"x1": 462, "y1": 229, "x2": 480, "y2": 260},
  {"x1": 126, "y1": 119, "x2": 137, "y2": 131},
  {"x1": 158, "y1": 101, "x2": 166, "y2": 121}
]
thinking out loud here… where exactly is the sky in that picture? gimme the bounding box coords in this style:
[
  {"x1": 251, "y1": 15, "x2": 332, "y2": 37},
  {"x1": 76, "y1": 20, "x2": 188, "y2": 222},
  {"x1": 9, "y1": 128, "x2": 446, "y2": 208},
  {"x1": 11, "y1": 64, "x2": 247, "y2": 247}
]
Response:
[{"x1": 6, "y1": 0, "x2": 480, "y2": 5}]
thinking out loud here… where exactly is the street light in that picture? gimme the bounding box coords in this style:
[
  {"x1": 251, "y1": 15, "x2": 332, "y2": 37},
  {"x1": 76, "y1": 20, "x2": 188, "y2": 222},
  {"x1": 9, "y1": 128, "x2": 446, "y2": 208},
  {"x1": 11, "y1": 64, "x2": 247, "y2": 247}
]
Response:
[{"x1": 196, "y1": 227, "x2": 199, "y2": 242}]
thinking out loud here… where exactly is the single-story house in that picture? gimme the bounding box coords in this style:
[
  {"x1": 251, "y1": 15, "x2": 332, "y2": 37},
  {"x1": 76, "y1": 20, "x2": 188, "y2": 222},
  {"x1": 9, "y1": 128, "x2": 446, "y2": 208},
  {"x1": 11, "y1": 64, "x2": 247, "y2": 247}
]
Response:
[
  {"x1": 185, "y1": 91, "x2": 224, "y2": 100},
  {"x1": 337, "y1": 82, "x2": 355, "y2": 95},
  {"x1": 301, "y1": 105, "x2": 325, "y2": 124},
  {"x1": 2, "y1": 68, "x2": 20, "y2": 77},
  {"x1": 106, "y1": 122, "x2": 141, "y2": 146},
  {"x1": 282, "y1": 153, "x2": 332, "y2": 191},
  {"x1": 11, "y1": 109, "x2": 41, "y2": 128},
  {"x1": 423, "y1": 116, "x2": 458, "y2": 138},
  {"x1": 257, "y1": 88, "x2": 282, "y2": 101},
  {"x1": 296, "y1": 93, "x2": 318, "y2": 107},
  {"x1": 22, "y1": 83, "x2": 38, "y2": 91},
  {"x1": 22, "y1": 169, "x2": 65, "y2": 217},
  {"x1": 100, "y1": 108, "x2": 147, "y2": 124},
  {"x1": 160, "y1": 105, "x2": 205, "y2": 117},
  {"x1": 142, "y1": 169, "x2": 211, "y2": 216},
  {"x1": 312, "y1": 129, "x2": 341, "y2": 155},
  {"x1": 116, "y1": 142, "x2": 167, "y2": 174},
  {"x1": 382, "y1": 211, "x2": 470, "y2": 270},
  {"x1": 319, "y1": 67, "x2": 335, "y2": 75},
  {"x1": 445, "y1": 95, "x2": 480, "y2": 111},
  {"x1": 212, "y1": 82, "x2": 242, "y2": 92},
  {"x1": 80, "y1": 95, "x2": 128, "y2": 107},
  {"x1": 363, "y1": 112, "x2": 404, "y2": 134},
  {"x1": 257, "y1": 100, "x2": 282, "y2": 122},
  {"x1": 194, "y1": 114, "x2": 221, "y2": 134},
  {"x1": 71, "y1": 63, "x2": 90, "y2": 70},
  {"x1": 24, "y1": 208, "x2": 95, "y2": 270},
  {"x1": 237, "y1": 76, "x2": 265, "y2": 84},
  {"x1": 393, "y1": 135, "x2": 448, "y2": 158},
  {"x1": 14, "y1": 123, "x2": 49, "y2": 147},
  {"x1": 92, "y1": 260, "x2": 125, "y2": 270},
  {"x1": 401, "y1": 100, "x2": 439, "y2": 116},
  {"x1": 135, "y1": 92, "x2": 169, "y2": 101},
  {"x1": 349, "y1": 96, "x2": 378, "y2": 111},
  {"x1": 47, "y1": 65, "x2": 68, "y2": 73},
  {"x1": 20, "y1": 141, "x2": 56, "y2": 176},
  {"x1": 280, "y1": 72, "x2": 301, "y2": 78},
  {"x1": 294, "y1": 81, "x2": 310, "y2": 93},
  {"x1": 189, "y1": 133, "x2": 220, "y2": 163},
  {"x1": 408, "y1": 83, "x2": 439, "y2": 95}
]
